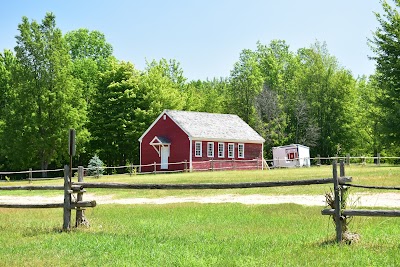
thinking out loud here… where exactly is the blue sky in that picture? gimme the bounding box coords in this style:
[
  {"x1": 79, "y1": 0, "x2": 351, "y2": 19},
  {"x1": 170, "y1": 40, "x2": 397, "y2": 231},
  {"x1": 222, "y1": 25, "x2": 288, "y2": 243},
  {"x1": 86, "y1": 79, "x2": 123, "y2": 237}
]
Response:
[{"x1": 0, "y1": 0, "x2": 383, "y2": 81}]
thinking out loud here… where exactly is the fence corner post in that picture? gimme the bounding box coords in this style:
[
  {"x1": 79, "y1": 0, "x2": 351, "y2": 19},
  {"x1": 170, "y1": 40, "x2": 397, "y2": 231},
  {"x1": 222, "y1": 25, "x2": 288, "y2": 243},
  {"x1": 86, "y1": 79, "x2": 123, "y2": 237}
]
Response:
[
  {"x1": 63, "y1": 165, "x2": 71, "y2": 231},
  {"x1": 333, "y1": 160, "x2": 343, "y2": 243}
]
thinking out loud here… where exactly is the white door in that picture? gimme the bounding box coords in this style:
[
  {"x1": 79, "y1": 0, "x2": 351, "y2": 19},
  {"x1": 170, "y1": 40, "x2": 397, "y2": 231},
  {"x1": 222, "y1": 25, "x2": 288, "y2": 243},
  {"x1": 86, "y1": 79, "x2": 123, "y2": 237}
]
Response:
[{"x1": 161, "y1": 146, "x2": 169, "y2": 169}]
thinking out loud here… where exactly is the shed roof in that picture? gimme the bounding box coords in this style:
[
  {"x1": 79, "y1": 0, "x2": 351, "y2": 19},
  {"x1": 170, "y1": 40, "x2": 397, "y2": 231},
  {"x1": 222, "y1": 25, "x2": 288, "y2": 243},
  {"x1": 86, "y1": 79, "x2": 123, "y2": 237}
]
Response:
[{"x1": 164, "y1": 110, "x2": 265, "y2": 143}]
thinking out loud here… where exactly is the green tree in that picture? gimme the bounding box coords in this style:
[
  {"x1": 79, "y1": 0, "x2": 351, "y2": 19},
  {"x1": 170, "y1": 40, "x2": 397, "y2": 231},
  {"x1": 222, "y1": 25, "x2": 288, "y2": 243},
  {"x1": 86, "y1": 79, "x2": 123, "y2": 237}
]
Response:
[
  {"x1": 353, "y1": 76, "x2": 384, "y2": 156},
  {"x1": 229, "y1": 49, "x2": 263, "y2": 126},
  {"x1": 369, "y1": 0, "x2": 400, "y2": 146},
  {"x1": 65, "y1": 29, "x2": 114, "y2": 105},
  {"x1": 187, "y1": 78, "x2": 229, "y2": 113},
  {"x1": 2, "y1": 13, "x2": 87, "y2": 173},
  {"x1": 296, "y1": 43, "x2": 358, "y2": 156},
  {"x1": 89, "y1": 59, "x2": 185, "y2": 166},
  {"x1": 89, "y1": 60, "x2": 140, "y2": 167},
  {"x1": 0, "y1": 50, "x2": 17, "y2": 169}
]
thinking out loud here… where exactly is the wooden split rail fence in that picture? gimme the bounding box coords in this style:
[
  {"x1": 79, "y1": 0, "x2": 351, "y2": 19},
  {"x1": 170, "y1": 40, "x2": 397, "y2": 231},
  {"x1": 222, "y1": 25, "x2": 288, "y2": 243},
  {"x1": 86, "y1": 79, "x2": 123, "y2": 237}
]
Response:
[
  {"x1": 0, "y1": 164, "x2": 351, "y2": 232},
  {"x1": 1, "y1": 161, "x2": 399, "y2": 243},
  {"x1": 321, "y1": 160, "x2": 400, "y2": 243},
  {"x1": 0, "y1": 165, "x2": 96, "y2": 231}
]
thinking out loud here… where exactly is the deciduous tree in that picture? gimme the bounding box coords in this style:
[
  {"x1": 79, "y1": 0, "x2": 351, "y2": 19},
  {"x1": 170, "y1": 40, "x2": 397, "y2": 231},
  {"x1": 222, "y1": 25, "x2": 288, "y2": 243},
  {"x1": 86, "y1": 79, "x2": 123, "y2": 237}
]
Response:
[{"x1": 2, "y1": 13, "x2": 87, "y2": 173}]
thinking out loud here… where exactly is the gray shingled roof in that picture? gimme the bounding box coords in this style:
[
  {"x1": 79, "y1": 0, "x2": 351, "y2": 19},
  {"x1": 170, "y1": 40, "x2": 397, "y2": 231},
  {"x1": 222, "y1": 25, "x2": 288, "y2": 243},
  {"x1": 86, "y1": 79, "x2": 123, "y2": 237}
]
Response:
[{"x1": 166, "y1": 110, "x2": 265, "y2": 142}]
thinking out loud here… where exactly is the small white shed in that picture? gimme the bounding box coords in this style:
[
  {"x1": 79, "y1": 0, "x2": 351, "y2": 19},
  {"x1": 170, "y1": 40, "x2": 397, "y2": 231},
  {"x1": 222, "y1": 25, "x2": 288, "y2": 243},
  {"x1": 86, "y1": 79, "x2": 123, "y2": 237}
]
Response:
[{"x1": 272, "y1": 144, "x2": 310, "y2": 168}]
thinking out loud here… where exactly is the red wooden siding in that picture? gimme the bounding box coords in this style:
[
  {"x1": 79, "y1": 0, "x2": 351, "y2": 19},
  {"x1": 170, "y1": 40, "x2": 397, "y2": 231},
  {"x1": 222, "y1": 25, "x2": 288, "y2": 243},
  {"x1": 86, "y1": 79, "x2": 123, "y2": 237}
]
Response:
[
  {"x1": 140, "y1": 114, "x2": 189, "y2": 172},
  {"x1": 191, "y1": 141, "x2": 262, "y2": 171},
  {"x1": 191, "y1": 141, "x2": 261, "y2": 160}
]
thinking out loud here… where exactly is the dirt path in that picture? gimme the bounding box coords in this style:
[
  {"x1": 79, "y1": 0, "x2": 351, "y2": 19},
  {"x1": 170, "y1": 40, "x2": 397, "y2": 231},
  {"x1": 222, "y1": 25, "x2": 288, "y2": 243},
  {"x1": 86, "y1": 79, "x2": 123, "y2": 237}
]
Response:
[{"x1": 1, "y1": 193, "x2": 400, "y2": 207}]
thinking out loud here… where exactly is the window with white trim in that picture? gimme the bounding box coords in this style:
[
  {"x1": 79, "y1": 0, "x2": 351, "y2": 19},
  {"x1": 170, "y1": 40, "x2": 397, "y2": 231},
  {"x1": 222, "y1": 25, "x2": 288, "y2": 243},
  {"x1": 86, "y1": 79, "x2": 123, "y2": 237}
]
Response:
[
  {"x1": 207, "y1": 142, "x2": 214, "y2": 157},
  {"x1": 238, "y1": 143, "x2": 244, "y2": 158},
  {"x1": 228, "y1": 143, "x2": 235, "y2": 158},
  {"x1": 218, "y1": 143, "x2": 225, "y2": 158},
  {"x1": 195, "y1": 141, "x2": 202, "y2": 157}
]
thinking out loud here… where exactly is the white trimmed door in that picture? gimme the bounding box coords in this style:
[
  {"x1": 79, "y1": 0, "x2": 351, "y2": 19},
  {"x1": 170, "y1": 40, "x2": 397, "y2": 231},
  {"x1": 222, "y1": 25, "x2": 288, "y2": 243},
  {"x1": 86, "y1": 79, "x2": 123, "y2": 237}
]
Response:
[{"x1": 161, "y1": 146, "x2": 169, "y2": 169}]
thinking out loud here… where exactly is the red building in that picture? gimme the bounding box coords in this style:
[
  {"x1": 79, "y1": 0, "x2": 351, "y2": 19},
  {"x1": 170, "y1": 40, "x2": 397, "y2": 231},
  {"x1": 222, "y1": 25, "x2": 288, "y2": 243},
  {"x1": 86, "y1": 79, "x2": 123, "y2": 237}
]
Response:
[{"x1": 138, "y1": 110, "x2": 265, "y2": 173}]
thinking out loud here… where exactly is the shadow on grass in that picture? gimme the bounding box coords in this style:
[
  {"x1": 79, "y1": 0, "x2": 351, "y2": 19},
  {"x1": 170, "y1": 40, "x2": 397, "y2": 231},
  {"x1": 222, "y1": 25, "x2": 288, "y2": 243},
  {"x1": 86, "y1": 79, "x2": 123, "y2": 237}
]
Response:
[
  {"x1": 318, "y1": 238, "x2": 338, "y2": 246},
  {"x1": 22, "y1": 226, "x2": 80, "y2": 237}
]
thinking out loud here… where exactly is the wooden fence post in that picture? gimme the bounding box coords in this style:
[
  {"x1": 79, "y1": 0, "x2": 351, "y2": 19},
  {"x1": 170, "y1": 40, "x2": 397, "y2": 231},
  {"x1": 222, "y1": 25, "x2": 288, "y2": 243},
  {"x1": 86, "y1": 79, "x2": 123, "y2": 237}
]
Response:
[
  {"x1": 153, "y1": 162, "x2": 157, "y2": 174},
  {"x1": 333, "y1": 160, "x2": 343, "y2": 243},
  {"x1": 317, "y1": 155, "x2": 321, "y2": 166},
  {"x1": 29, "y1": 168, "x2": 32, "y2": 184},
  {"x1": 377, "y1": 153, "x2": 381, "y2": 166},
  {"x1": 76, "y1": 166, "x2": 89, "y2": 227},
  {"x1": 63, "y1": 165, "x2": 71, "y2": 231},
  {"x1": 346, "y1": 154, "x2": 350, "y2": 166},
  {"x1": 340, "y1": 160, "x2": 345, "y2": 178}
]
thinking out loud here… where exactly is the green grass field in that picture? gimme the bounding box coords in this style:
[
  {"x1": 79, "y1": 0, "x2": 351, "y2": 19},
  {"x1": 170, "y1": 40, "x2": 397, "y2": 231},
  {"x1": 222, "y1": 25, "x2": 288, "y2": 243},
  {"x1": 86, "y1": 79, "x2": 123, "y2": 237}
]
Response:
[{"x1": 1, "y1": 165, "x2": 400, "y2": 266}]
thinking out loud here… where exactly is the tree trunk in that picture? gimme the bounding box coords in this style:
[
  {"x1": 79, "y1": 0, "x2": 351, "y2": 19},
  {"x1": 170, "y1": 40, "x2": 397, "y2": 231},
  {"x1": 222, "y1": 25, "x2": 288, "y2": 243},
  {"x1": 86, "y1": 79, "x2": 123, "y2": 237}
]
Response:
[{"x1": 41, "y1": 160, "x2": 48, "y2": 178}]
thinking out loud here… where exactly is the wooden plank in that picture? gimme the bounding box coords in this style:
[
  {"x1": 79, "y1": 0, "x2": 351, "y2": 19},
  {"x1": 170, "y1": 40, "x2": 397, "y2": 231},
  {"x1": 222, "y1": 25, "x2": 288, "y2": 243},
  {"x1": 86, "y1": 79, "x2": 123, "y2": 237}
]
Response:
[
  {"x1": 0, "y1": 203, "x2": 64, "y2": 208},
  {"x1": 74, "y1": 177, "x2": 352, "y2": 190},
  {"x1": 333, "y1": 160, "x2": 343, "y2": 243},
  {"x1": 343, "y1": 209, "x2": 400, "y2": 217},
  {"x1": 0, "y1": 185, "x2": 82, "y2": 191},
  {"x1": 343, "y1": 184, "x2": 400, "y2": 190},
  {"x1": 71, "y1": 200, "x2": 96, "y2": 209},
  {"x1": 76, "y1": 166, "x2": 88, "y2": 227},
  {"x1": 0, "y1": 200, "x2": 96, "y2": 209},
  {"x1": 0, "y1": 185, "x2": 64, "y2": 190},
  {"x1": 322, "y1": 209, "x2": 400, "y2": 217},
  {"x1": 63, "y1": 165, "x2": 71, "y2": 231}
]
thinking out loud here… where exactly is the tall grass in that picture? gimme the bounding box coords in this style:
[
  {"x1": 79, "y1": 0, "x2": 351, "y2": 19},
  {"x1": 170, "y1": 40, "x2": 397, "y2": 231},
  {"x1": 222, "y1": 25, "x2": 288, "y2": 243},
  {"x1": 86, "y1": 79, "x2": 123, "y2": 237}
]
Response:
[
  {"x1": 1, "y1": 165, "x2": 400, "y2": 266},
  {"x1": 1, "y1": 204, "x2": 399, "y2": 266}
]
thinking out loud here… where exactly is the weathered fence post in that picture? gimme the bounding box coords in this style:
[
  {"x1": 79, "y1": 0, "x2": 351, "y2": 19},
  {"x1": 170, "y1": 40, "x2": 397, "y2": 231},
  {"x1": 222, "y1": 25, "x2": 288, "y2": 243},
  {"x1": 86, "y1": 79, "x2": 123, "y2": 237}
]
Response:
[
  {"x1": 29, "y1": 168, "x2": 32, "y2": 184},
  {"x1": 184, "y1": 160, "x2": 188, "y2": 172},
  {"x1": 377, "y1": 153, "x2": 381, "y2": 166},
  {"x1": 153, "y1": 162, "x2": 157, "y2": 174},
  {"x1": 63, "y1": 165, "x2": 71, "y2": 231},
  {"x1": 340, "y1": 160, "x2": 345, "y2": 178},
  {"x1": 76, "y1": 166, "x2": 89, "y2": 227},
  {"x1": 317, "y1": 155, "x2": 321, "y2": 166},
  {"x1": 346, "y1": 154, "x2": 350, "y2": 166},
  {"x1": 333, "y1": 160, "x2": 343, "y2": 243},
  {"x1": 211, "y1": 159, "x2": 214, "y2": 171}
]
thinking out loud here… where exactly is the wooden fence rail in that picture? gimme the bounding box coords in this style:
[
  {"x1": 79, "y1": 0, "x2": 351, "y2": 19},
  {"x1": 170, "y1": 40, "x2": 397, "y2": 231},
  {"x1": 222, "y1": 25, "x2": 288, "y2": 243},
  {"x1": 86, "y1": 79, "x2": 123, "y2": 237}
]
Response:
[{"x1": 74, "y1": 177, "x2": 352, "y2": 190}]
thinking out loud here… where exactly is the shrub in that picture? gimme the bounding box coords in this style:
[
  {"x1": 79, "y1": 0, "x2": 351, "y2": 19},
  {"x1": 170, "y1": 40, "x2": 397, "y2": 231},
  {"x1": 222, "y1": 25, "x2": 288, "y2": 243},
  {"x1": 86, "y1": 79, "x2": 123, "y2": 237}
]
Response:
[{"x1": 87, "y1": 155, "x2": 105, "y2": 178}]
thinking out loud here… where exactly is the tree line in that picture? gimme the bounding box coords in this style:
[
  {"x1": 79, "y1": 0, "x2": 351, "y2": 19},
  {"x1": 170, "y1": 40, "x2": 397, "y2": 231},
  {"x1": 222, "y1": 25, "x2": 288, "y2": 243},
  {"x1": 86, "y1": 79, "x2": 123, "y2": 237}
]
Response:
[{"x1": 0, "y1": 1, "x2": 399, "y2": 171}]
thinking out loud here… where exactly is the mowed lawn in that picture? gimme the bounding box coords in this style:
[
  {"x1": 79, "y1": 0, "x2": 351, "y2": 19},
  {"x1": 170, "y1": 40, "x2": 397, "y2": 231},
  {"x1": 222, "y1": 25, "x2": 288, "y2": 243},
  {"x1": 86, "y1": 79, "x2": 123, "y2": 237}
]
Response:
[{"x1": 1, "y1": 165, "x2": 400, "y2": 266}]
